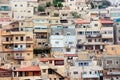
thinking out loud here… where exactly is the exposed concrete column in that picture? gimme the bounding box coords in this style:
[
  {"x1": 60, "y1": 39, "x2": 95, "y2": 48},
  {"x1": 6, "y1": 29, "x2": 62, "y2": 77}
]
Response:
[
  {"x1": 83, "y1": 46, "x2": 85, "y2": 50},
  {"x1": 16, "y1": 72, "x2": 18, "y2": 77},
  {"x1": 93, "y1": 45, "x2": 95, "y2": 50},
  {"x1": 12, "y1": 72, "x2": 14, "y2": 77},
  {"x1": 100, "y1": 45, "x2": 103, "y2": 49}
]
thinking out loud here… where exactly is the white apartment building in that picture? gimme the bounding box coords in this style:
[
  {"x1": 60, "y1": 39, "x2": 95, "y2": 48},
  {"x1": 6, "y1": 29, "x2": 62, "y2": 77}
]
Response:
[
  {"x1": 69, "y1": 53, "x2": 103, "y2": 80},
  {"x1": 63, "y1": 0, "x2": 89, "y2": 11},
  {"x1": 9, "y1": 0, "x2": 38, "y2": 20},
  {"x1": 50, "y1": 25, "x2": 76, "y2": 57}
]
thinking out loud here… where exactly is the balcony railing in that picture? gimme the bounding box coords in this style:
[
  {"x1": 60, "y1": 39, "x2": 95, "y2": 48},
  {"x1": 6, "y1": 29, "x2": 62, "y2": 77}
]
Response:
[
  {"x1": 14, "y1": 56, "x2": 24, "y2": 60},
  {"x1": 86, "y1": 34, "x2": 101, "y2": 38},
  {"x1": 107, "y1": 72, "x2": 120, "y2": 75},
  {"x1": 13, "y1": 48, "x2": 26, "y2": 51}
]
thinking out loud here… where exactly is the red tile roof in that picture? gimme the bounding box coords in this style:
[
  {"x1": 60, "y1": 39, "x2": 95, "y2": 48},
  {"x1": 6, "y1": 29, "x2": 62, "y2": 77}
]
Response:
[
  {"x1": 40, "y1": 58, "x2": 64, "y2": 62},
  {"x1": 0, "y1": 67, "x2": 11, "y2": 71},
  {"x1": 0, "y1": 18, "x2": 11, "y2": 22},
  {"x1": 100, "y1": 19, "x2": 113, "y2": 24},
  {"x1": 15, "y1": 66, "x2": 40, "y2": 72},
  {"x1": 75, "y1": 19, "x2": 90, "y2": 24},
  {"x1": 64, "y1": 54, "x2": 78, "y2": 57}
]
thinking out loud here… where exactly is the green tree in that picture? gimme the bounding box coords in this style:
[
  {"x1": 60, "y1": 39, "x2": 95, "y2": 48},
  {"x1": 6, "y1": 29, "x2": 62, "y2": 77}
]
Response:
[
  {"x1": 53, "y1": 0, "x2": 58, "y2": 7},
  {"x1": 90, "y1": 2, "x2": 94, "y2": 9},
  {"x1": 38, "y1": 5, "x2": 45, "y2": 12},
  {"x1": 57, "y1": 2, "x2": 63, "y2": 9},
  {"x1": 54, "y1": 13, "x2": 59, "y2": 17},
  {"x1": 70, "y1": 12, "x2": 81, "y2": 18},
  {"x1": 46, "y1": 2, "x2": 51, "y2": 7}
]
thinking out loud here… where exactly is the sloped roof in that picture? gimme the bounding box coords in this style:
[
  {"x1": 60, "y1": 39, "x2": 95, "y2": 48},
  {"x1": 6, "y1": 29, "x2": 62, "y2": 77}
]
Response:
[
  {"x1": 100, "y1": 19, "x2": 113, "y2": 24},
  {"x1": 15, "y1": 66, "x2": 40, "y2": 72},
  {"x1": 40, "y1": 58, "x2": 64, "y2": 62},
  {"x1": 75, "y1": 19, "x2": 90, "y2": 24}
]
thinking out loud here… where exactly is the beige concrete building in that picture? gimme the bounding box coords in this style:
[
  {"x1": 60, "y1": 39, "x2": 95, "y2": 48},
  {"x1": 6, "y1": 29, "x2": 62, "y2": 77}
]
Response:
[
  {"x1": 10, "y1": 0, "x2": 38, "y2": 20},
  {"x1": 33, "y1": 16, "x2": 61, "y2": 48},
  {"x1": 1, "y1": 20, "x2": 34, "y2": 64},
  {"x1": 105, "y1": 45, "x2": 120, "y2": 55}
]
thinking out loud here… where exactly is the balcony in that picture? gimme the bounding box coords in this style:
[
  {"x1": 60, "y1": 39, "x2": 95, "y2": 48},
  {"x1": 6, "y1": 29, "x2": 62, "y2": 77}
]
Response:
[
  {"x1": 26, "y1": 38, "x2": 33, "y2": 43},
  {"x1": 13, "y1": 48, "x2": 26, "y2": 51},
  {"x1": 14, "y1": 56, "x2": 24, "y2": 60},
  {"x1": 2, "y1": 41, "x2": 12, "y2": 44},
  {"x1": 1, "y1": 30, "x2": 11, "y2": 36},
  {"x1": 11, "y1": 31, "x2": 25, "y2": 35},
  {"x1": 13, "y1": 76, "x2": 42, "y2": 80},
  {"x1": 12, "y1": 41, "x2": 26, "y2": 44},
  {"x1": 82, "y1": 74, "x2": 100, "y2": 78},
  {"x1": 86, "y1": 34, "x2": 101, "y2": 38},
  {"x1": 107, "y1": 72, "x2": 120, "y2": 75},
  {"x1": 34, "y1": 29, "x2": 48, "y2": 32},
  {"x1": 3, "y1": 47, "x2": 13, "y2": 52}
]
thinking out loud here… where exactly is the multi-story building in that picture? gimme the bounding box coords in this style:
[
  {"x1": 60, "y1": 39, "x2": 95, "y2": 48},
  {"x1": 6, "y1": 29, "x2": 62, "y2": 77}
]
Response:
[
  {"x1": 75, "y1": 18, "x2": 114, "y2": 53},
  {"x1": 0, "y1": 3, "x2": 11, "y2": 18},
  {"x1": 33, "y1": 16, "x2": 61, "y2": 49},
  {"x1": 105, "y1": 45, "x2": 120, "y2": 55},
  {"x1": 63, "y1": 0, "x2": 89, "y2": 11},
  {"x1": 69, "y1": 52, "x2": 103, "y2": 80},
  {"x1": 101, "y1": 55, "x2": 120, "y2": 80},
  {"x1": 50, "y1": 25, "x2": 76, "y2": 57},
  {"x1": 13, "y1": 66, "x2": 41, "y2": 80},
  {"x1": 1, "y1": 20, "x2": 33, "y2": 64},
  {"x1": 10, "y1": 0, "x2": 38, "y2": 20},
  {"x1": 114, "y1": 20, "x2": 120, "y2": 44},
  {"x1": 40, "y1": 58, "x2": 66, "y2": 80}
]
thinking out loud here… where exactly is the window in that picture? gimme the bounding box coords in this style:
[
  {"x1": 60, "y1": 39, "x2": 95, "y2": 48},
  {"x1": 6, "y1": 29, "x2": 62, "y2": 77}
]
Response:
[
  {"x1": 16, "y1": 37, "x2": 18, "y2": 40},
  {"x1": 20, "y1": 5, "x2": 23, "y2": 7},
  {"x1": 89, "y1": 71, "x2": 92, "y2": 74},
  {"x1": 95, "y1": 71, "x2": 97, "y2": 74},
  {"x1": 48, "y1": 69, "x2": 53, "y2": 74},
  {"x1": 107, "y1": 60, "x2": 112, "y2": 65},
  {"x1": 16, "y1": 53, "x2": 18, "y2": 56},
  {"x1": 78, "y1": 31, "x2": 84, "y2": 35},
  {"x1": 88, "y1": 39, "x2": 92, "y2": 42},
  {"x1": 6, "y1": 37, "x2": 9, "y2": 41},
  {"x1": 94, "y1": 24, "x2": 98, "y2": 26},
  {"x1": 28, "y1": 11, "x2": 31, "y2": 13},
  {"x1": 14, "y1": 45, "x2": 18, "y2": 48},
  {"x1": 55, "y1": 32, "x2": 60, "y2": 35},
  {"x1": 116, "y1": 61, "x2": 119, "y2": 64},
  {"x1": 49, "y1": 20, "x2": 52, "y2": 23},
  {"x1": 73, "y1": 71, "x2": 78, "y2": 74},
  {"x1": 55, "y1": 41, "x2": 59, "y2": 44},
  {"x1": 54, "y1": 60, "x2": 64, "y2": 65},
  {"x1": 26, "y1": 44, "x2": 31, "y2": 48},
  {"x1": 49, "y1": 60, "x2": 52, "y2": 64},
  {"x1": 119, "y1": 30, "x2": 120, "y2": 33},
  {"x1": 21, "y1": 22, "x2": 23, "y2": 25},
  {"x1": 83, "y1": 72, "x2": 87, "y2": 74},
  {"x1": 56, "y1": 20, "x2": 58, "y2": 23},
  {"x1": 38, "y1": 42, "x2": 41, "y2": 45},
  {"x1": 42, "y1": 69, "x2": 46, "y2": 73},
  {"x1": 66, "y1": 32, "x2": 71, "y2": 35},
  {"x1": 7, "y1": 54, "x2": 10, "y2": 56},
  {"x1": 15, "y1": 4, "x2": 17, "y2": 7},
  {"x1": 27, "y1": 53, "x2": 30, "y2": 56},
  {"x1": 20, "y1": 36, "x2": 23, "y2": 41},
  {"x1": 66, "y1": 48, "x2": 71, "y2": 52},
  {"x1": 111, "y1": 47, "x2": 115, "y2": 50},
  {"x1": 20, "y1": 45, "x2": 23, "y2": 48}
]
